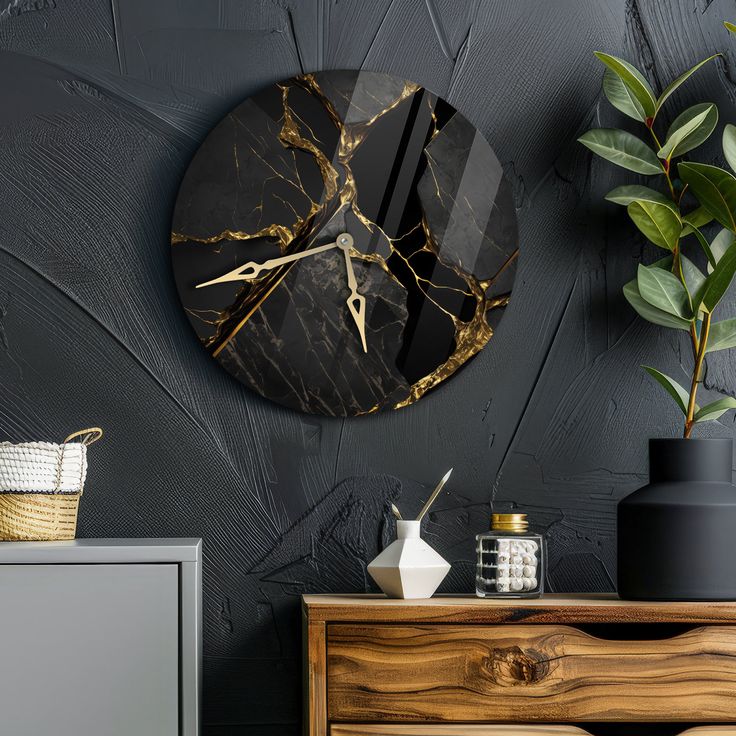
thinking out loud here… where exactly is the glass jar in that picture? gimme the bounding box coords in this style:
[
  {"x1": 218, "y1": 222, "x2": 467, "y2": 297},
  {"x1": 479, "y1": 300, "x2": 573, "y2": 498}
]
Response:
[{"x1": 475, "y1": 513, "x2": 544, "y2": 598}]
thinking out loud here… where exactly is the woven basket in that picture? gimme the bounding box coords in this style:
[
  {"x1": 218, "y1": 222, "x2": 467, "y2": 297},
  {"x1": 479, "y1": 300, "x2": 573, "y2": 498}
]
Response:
[{"x1": 0, "y1": 428, "x2": 103, "y2": 541}]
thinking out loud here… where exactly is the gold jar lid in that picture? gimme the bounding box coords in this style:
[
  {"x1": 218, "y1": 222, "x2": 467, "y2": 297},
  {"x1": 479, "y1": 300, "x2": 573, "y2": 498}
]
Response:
[{"x1": 491, "y1": 513, "x2": 528, "y2": 533}]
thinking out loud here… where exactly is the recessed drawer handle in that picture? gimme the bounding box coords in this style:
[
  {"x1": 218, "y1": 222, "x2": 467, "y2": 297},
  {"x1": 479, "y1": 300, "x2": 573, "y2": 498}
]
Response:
[{"x1": 574, "y1": 623, "x2": 705, "y2": 641}]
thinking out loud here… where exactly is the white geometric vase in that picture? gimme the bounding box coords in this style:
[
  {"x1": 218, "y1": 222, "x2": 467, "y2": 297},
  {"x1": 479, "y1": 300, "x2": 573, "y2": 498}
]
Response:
[{"x1": 367, "y1": 520, "x2": 451, "y2": 599}]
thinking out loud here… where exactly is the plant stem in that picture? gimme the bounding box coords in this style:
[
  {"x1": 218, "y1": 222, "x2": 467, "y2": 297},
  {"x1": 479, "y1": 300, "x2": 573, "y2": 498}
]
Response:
[
  {"x1": 648, "y1": 124, "x2": 662, "y2": 149},
  {"x1": 689, "y1": 321, "x2": 699, "y2": 359},
  {"x1": 647, "y1": 122, "x2": 702, "y2": 388},
  {"x1": 672, "y1": 241, "x2": 682, "y2": 278},
  {"x1": 683, "y1": 311, "x2": 712, "y2": 438},
  {"x1": 669, "y1": 240, "x2": 699, "y2": 358},
  {"x1": 647, "y1": 124, "x2": 676, "y2": 201},
  {"x1": 652, "y1": 122, "x2": 698, "y2": 360},
  {"x1": 662, "y1": 162, "x2": 676, "y2": 201}
]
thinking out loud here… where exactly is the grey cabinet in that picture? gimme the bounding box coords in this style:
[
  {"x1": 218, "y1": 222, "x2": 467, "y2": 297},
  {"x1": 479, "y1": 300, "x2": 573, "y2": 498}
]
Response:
[{"x1": 0, "y1": 538, "x2": 201, "y2": 736}]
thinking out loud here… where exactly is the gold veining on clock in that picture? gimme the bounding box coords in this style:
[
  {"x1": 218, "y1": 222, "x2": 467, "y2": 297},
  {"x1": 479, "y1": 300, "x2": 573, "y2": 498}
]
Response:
[
  {"x1": 171, "y1": 224, "x2": 294, "y2": 249},
  {"x1": 171, "y1": 70, "x2": 518, "y2": 414},
  {"x1": 279, "y1": 84, "x2": 340, "y2": 202}
]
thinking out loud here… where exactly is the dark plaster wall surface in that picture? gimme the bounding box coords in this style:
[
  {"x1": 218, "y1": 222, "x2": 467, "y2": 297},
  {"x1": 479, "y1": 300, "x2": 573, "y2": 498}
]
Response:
[{"x1": 1, "y1": 1, "x2": 736, "y2": 733}]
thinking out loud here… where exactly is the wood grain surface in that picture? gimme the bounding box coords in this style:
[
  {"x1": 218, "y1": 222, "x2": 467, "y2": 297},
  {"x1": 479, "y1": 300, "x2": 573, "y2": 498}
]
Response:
[
  {"x1": 2, "y1": 1, "x2": 736, "y2": 733},
  {"x1": 305, "y1": 620, "x2": 328, "y2": 736},
  {"x1": 327, "y1": 624, "x2": 736, "y2": 722},
  {"x1": 303, "y1": 594, "x2": 736, "y2": 624},
  {"x1": 330, "y1": 727, "x2": 592, "y2": 736},
  {"x1": 330, "y1": 728, "x2": 736, "y2": 736}
]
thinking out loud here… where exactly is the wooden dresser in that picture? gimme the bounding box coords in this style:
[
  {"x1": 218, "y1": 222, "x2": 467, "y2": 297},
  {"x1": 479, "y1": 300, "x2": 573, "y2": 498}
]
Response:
[{"x1": 303, "y1": 594, "x2": 736, "y2": 736}]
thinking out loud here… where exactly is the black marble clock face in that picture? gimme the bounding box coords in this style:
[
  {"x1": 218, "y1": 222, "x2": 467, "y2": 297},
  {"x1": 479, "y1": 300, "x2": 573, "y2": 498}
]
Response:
[{"x1": 171, "y1": 70, "x2": 518, "y2": 416}]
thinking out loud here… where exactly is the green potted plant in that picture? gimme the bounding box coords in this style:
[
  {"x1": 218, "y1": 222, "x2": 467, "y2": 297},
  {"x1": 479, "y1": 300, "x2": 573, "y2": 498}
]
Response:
[{"x1": 580, "y1": 28, "x2": 736, "y2": 600}]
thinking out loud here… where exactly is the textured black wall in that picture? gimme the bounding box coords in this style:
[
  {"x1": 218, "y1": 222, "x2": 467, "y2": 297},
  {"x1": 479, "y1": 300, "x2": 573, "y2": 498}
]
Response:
[{"x1": 2, "y1": 1, "x2": 736, "y2": 733}]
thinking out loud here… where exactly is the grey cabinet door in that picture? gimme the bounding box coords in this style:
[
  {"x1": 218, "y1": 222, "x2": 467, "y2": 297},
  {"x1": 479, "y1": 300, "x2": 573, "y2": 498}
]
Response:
[{"x1": 0, "y1": 563, "x2": 179, "y2": 736}]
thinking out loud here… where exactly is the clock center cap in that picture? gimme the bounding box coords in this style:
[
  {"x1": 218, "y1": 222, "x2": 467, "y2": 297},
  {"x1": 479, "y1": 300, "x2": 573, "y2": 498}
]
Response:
[{"x1": 336, "y1": 232, "x2": 353, "y2": 250}]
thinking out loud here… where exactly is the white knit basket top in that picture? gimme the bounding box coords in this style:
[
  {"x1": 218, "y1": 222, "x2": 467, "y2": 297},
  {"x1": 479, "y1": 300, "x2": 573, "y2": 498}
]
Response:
[{"x1": 0, "y1": 441, "x2": 88, "y2": 494}]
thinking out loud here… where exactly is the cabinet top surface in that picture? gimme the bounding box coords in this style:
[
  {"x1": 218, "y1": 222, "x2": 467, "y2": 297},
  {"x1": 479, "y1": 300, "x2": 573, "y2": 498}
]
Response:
[
  {"x1": 0, "y1": 538, "x2": 202, "y2": 563},
  {"x1": 302, "y1": 594, "x2": 736, "y2": 623}
]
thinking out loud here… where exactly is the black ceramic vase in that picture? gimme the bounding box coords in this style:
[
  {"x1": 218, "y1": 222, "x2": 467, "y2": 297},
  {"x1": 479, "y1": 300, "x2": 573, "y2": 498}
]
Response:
[{"x1": 618, "y1": 437, "x2": 736, "y2": 600}]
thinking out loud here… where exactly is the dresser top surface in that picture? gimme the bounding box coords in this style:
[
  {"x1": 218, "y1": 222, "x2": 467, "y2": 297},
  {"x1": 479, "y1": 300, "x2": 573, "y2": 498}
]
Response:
[{"x1": 302, "y1": 593, "x2": 736, "y2": 623}]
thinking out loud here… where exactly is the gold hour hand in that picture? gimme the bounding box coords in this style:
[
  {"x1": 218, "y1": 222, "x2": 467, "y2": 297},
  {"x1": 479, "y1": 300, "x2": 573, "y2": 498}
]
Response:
[
  {"x1": 195, "y1": 239, "x2": 339, "y2": 288},
  {"x1": 337, "y1": 234, "x2": 368, "y2": 353}
]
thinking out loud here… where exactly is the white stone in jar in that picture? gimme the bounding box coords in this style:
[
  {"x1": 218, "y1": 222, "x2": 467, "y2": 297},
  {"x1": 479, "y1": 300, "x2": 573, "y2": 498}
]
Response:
[
  {"x1": 510, "y1": 555, "x2": 523, "y2": 565},
  {"x1": 497, "y1": 553, "x2": 510, "y2": 564},
  {"x1": 522, "y1": 554, "x2": 535, "y2": 565},
  {"x1": 496, "y1": 563, "x2": 510, "y2": 576},
  {"x1": 510, "y1": 565, "x2": 523, "y2": 577},
  {"x1": 521, "y1": 578, "x2": 535, "y2": 591},
  {"x1": 525, "y1": 540, "x2": 539, "y2": 552},
  {"x1": 497, "y1": 577, "x2": 510, "y2": 592},
  {"x1": 522, "y1": 565, "x2": 535, "y2": 578},
  {"x1": 510, "y1": 544, "x2": 520, "y2": 555},
  {"x1": 510, "y1": 578, "x2": 524, "y2": 592},
  {"x1": 497, "y1": 540, "x2": 510, "y2": 553}
]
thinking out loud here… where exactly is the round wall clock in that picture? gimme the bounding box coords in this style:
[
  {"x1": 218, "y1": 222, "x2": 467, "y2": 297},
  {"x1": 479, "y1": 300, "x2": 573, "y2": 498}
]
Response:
[{"x1": 171, "y1": 70, "x2": 518, "y2": 416}]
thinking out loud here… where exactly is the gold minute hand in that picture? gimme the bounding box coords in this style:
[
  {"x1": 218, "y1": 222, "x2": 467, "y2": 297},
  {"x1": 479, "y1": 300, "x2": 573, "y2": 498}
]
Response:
[
  {"x1": 195, "y1": 239, "x2": 339, "y2": 288},
  {"x1": 337, "y1": 234, "x2": 367, "y2": 353}
]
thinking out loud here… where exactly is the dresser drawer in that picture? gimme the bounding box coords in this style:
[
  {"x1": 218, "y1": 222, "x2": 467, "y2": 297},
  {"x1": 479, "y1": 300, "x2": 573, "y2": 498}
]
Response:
[{"x1": 327, "y1": 624, "x2": 736, "y2": 722}]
